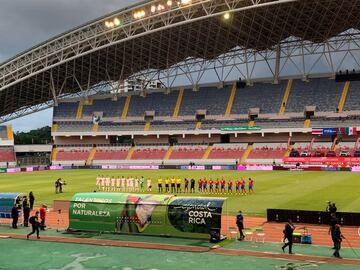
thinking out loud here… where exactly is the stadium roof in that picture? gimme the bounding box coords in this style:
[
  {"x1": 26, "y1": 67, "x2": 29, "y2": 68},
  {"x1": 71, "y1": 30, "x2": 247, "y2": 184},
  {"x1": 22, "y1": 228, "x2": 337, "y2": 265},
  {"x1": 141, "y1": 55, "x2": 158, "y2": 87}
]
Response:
[{"x1": 1, "y1": 0, "x2": 360, "y2": 122}]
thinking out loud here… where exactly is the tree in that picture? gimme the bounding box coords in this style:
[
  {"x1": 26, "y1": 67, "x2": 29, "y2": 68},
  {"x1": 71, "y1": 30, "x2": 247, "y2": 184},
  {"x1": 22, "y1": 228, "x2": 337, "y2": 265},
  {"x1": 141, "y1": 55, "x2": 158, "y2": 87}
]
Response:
[{"x1": 14, "y1": 126, "x2": 52, "y2": 145}]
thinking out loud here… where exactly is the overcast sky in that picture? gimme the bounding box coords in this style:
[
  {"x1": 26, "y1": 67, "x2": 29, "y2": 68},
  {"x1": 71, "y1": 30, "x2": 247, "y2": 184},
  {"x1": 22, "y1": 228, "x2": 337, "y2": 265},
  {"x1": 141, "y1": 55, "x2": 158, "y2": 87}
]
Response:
[{"x1": 0, "y1": 0, "x2": 139, "y2": 132}]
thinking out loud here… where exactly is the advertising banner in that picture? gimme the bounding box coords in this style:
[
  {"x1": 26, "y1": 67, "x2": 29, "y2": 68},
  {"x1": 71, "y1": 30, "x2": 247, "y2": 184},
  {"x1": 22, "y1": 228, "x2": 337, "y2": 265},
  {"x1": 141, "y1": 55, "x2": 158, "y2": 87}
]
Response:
[
  {"x1": 220, "y1": 126, "x2": 261, "y2": 132},
  {"x1": 284, "y1": 157, "x2": 360, "y2": 165},
  {"x1": 237, "y1": 165, "x2": 273, "y2": 171},
  {"x1": 69, "y1": 193, "x2": 226, "y2": 238}
]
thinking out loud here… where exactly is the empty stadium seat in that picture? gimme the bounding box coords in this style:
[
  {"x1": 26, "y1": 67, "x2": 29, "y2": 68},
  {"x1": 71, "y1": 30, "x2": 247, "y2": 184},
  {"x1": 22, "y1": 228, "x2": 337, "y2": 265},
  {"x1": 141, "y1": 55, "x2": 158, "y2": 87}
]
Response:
[
  {"x1": 286, "y1": 78, "x2": 343, "y2": 112},
  {"x1": 179, "y1": 87, "x2": 231, "y2": 116},
  {"x1": 0, "y1": 147, "x2": 16, "y2": 162}
]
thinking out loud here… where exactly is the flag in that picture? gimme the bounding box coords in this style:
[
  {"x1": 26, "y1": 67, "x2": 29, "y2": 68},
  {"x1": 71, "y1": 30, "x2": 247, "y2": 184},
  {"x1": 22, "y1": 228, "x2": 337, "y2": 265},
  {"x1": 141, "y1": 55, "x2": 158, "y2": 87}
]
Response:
[
  {"x1": 346, "y1": 127, "x2": 357, "y2": 135},
  {"x1": 336, "y1": 127, "x2": 346, "y2": 135},
  {"x1": 312, "y1": 128, "x2": 323, "y2": 135}
]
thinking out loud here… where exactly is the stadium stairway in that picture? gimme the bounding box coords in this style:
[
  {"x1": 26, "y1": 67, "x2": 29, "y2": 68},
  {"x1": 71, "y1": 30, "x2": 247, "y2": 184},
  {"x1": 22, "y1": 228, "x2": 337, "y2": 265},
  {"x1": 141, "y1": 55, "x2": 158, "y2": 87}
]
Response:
[
  {"x1": 87, "y1": 147, "x2": 97, "y2": 165},
  {"x1": 51, "y1": 123, "x2": 58, "y2": 133},
  {"x1": 241, "y1": 143, "x2": 253, "y2": 163},
  {"x1": 224, "y1": 82, "x2": 237, "y2": 117},
  {"x1": 279, "y1": 79, "x2": 293, "y2": 114},
  {"x1": 331, "y1": 138, "x2": 337, "y2": 151},
  {"x1": 51, "y1": 147, "x2": 57, "y2": 161},
  {"x1": 338, "y1": 81, "x2": 350, "y2": 113},
  {"x1": 284, "y1": 144, "x2": 294, "y2": 157},
  {"x1": 164, "y1": 146, "x2": 173, "y2": 160},
  {"x1": 304, "y1": 119, "x2": 311, "y2": 128},
  {"x1": 144, "y1": 122, "x2": 151, "y2": 131},
  {"x1": 173, "y1": 88, "x2": 184, "y2": 118},
  {"x1": 76, "y1": 100, "x2": 85, "y2": 120},
  {"x1": 202, "y1": 145, "x2": 213, "y2": 159},
  {"x1": 6, "y1": 126, "x2": 13, "y2": 140},
  {"x1": 126, "y1": 146, "x2": 135, "y2": 160},
  {"x1": 122, "y1": 96, "x2": 131, "y2": 119},
  {"x1": 92, "y1": 123, "x2": 99, "y2": 132}
]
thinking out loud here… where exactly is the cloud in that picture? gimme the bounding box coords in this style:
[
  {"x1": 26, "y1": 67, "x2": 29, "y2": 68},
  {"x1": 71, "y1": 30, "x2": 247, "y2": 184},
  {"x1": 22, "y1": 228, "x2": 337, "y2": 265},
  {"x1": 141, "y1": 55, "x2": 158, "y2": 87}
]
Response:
[
  {"x1": 1, "y1": 0, "x2": 140, "y2": 131},
  {"x1": 0, "y1": 0, "x2": 138, "y2": 62}
]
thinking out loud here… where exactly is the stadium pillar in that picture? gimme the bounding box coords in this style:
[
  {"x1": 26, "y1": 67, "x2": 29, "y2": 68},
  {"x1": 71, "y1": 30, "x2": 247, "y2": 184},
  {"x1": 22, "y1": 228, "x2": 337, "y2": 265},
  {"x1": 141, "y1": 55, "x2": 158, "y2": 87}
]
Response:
[{"x1": 274, "y1": 44, "x2": 281, "y2": 84}]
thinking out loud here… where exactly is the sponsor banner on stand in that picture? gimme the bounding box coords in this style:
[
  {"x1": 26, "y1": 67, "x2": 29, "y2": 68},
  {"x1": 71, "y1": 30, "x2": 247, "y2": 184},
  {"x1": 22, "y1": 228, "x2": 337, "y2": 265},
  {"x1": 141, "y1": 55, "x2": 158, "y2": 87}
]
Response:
[
  {"x1": 284, "y1": 157, "x2": 360, "y2": 165},
  {"x1": 69, "y1": 193, "x2": 226, "y2": 238}
]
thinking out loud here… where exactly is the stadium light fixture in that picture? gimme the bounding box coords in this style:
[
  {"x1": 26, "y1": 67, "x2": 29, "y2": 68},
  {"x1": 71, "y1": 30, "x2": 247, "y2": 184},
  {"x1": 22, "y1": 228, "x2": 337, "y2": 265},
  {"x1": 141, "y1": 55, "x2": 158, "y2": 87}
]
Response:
[
  {"x1": 151, "y1": 5, "x2": 156, "y2": 13},
  {"x1": 180, "y1": 0, "x2": 192, "y2": 4},
  {"x1": 133, "y1": 10, "x2": 146, "y2": 19},
  {"x1": 114, "y1": 18, "x2": 121, "y2": 26},
  {"x1": 167, "y1": 0, "x2": 173, "y2": 6},
  {"x1": 157, "y1": 4, "x2": 165, "y2": 11},
  {"x1": 223, "y1": 12, "x2": 231, "y2": 20}
]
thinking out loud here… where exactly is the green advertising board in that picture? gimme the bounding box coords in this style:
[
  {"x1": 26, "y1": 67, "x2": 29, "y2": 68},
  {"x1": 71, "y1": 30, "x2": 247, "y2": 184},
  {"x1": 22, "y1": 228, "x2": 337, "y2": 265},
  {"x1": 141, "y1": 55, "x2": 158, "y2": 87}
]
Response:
[
  {"x1": 69, "y1": 193, "x2": 226, "y2": 239},
  {"x1": 0, "y1": 168, "x2": 6, "y2": 173},
  {"x1": 220, "y1": 126, "x2": 262, "y2": 131}
]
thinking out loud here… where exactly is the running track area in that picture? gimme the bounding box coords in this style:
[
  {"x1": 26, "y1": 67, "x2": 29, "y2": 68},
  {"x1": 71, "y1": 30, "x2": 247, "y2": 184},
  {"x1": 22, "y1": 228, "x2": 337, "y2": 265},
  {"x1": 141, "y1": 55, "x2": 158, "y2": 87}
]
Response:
[
  {"x1": 1, "y1": 209, "x2": 359, "y2": 268},
  {"x1": 43, "y1": 209, "x2": 360, "y2": 248}
]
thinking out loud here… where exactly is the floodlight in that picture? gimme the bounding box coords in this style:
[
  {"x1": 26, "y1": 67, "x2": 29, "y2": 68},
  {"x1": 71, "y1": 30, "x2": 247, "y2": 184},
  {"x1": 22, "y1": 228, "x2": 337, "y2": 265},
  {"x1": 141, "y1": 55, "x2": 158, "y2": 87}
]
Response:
[{"x1": 114, "y1": 18, "x2": 121, "y2": 26}]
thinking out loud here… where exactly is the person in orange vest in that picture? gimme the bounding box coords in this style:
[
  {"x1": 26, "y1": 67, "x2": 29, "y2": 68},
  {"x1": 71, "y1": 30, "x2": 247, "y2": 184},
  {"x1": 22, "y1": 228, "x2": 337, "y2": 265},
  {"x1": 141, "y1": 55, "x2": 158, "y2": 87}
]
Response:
[{"x1": 39, "y1": 204, "x2": 47, "y2": 230}]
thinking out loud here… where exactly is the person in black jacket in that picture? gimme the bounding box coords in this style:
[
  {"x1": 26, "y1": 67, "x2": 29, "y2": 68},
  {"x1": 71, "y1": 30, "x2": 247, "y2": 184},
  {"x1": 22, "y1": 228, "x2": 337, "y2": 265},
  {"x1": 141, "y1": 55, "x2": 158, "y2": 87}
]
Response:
[
  {"x1": 329, "y1": 213, "x2": 339, "y2": 249},
  {"x1": 332, "y1": 224, "x2": 344, "y2": 258},
  {"x1": 23, "y1": 204, "x2": 31, "y2": 227},
  {"x1": 282, "y1": 219, "x2": 295, "y2": 254},
  {"x1": 11, "y1": 205, "x2": 19, "y2": 229},
  {"x1": 29, "y1": 192, "x2": 35, "y2": 210},
  {"x1": 27, "y1": 211, "x2": 40, "y2": 239},
  {"x1": 236, "y1": 210, "x2": 245, "y2": 240}
]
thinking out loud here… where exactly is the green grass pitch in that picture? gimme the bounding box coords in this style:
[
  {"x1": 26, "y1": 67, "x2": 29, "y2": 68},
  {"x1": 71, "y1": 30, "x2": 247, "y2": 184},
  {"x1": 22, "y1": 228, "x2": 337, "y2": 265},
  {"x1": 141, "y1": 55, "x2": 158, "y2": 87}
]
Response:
[{"x1": 1, "y1": 169, "x2": 359, "y2": 216}]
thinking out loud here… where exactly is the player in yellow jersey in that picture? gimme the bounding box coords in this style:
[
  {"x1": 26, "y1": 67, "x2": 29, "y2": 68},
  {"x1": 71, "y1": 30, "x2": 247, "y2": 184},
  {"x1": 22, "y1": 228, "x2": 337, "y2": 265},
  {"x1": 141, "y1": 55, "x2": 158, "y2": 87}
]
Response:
[
  {"x1": 176, "y1": 178, "x2": 182, "y2": 193},
  {"x1": 157, "y1": 178, "x2": 163, "y2": 193},
  {"x1": 171, "y1": 177, "x2": 176, "y2": 193},
  {"x1": 165, "y1": 178, "x2": 170, "y2": 193}
]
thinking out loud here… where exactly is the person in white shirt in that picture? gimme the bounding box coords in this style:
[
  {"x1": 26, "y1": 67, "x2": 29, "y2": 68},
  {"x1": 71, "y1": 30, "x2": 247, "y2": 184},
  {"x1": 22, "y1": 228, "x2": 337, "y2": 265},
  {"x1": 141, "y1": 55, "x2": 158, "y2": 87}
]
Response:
[
  {"x1": 129, "y1": 177, "x2": 134, "y2": 192},
  {"x1": 147, "y1": 178, "x2": 152, "y2": 192},
  {"x1": 121, "y1": 176, "x2": 126, "y2": 192},
  {"x1": 134, "y1": 177, "x2": 139, "y2": 192},
  {"x1": 116, "y1": 177, "x2": 121, "y2": 192},
  {"x1": 111, "y1": 176, "x2": 116, "y2": 191},
  {"x1": 101, "y1": 176, "x2": 106, "y2": 191},
  {"x1": 105, "y1": 176, "x2": 111, "y2": 191},
  {"x1": 96, "y1": 175, "x2": 101, "y2": 191}
]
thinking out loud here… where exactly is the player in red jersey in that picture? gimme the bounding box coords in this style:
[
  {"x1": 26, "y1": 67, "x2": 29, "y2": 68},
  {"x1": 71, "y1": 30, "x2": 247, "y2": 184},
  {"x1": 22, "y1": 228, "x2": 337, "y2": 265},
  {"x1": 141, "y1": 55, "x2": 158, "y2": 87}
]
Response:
[
  {"x1": 227, "y1": 180, "x2": 233, "y2": 193},
  {"x1": 215, "y1": 179, "x2": 220, "y2": 193},
  {"x1": 240, "y1": 178, "x2": 246, "y2": 195},
  {"x1": 209, "y1": 179, "x2": 214, "y2": 193},
  {"x1": 198, "y1": 178, "x2": 203, "y2": 192},
  {"x1": 220, "y1": 178, "x2": 226, "y2": 193},
  {"x1": 235, "y1": 179, "x2": 241, "y2": 194},
  {"x1": 248, "y1": 178, "x2": 254, "y2": 194},
  {"x1": 203, "y1": 178, "x2": 208, "y2": 192}
]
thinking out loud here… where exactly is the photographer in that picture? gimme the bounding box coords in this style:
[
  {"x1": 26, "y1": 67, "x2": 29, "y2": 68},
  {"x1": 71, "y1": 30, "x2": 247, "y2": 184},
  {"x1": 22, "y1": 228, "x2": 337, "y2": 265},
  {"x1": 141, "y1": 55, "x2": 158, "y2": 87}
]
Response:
[{"x1": 58, "y1": 178, "x2": 66, "y2": 193}]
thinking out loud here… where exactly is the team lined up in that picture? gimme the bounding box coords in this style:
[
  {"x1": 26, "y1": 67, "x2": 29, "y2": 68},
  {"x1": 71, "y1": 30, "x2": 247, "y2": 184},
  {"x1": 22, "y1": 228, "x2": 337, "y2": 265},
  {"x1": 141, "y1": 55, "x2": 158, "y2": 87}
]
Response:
[{"x1": 96, "y1": 175, "x2": 254, "y2": 194}]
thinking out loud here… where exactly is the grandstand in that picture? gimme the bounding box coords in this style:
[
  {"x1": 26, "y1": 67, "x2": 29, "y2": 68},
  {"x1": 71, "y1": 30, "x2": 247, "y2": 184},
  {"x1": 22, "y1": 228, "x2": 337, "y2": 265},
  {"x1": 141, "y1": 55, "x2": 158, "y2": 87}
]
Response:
[
  {"x1": 47, "y1": 76, "x2": 360, "y2": 166},
  {"x1": 0, "y1": 125, "x2": 15, "y2": 167}
]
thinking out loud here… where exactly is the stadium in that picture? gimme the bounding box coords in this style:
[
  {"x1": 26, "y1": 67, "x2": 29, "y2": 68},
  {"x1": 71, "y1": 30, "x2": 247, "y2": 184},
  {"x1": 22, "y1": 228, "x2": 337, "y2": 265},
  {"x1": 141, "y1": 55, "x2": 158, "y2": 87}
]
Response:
[{"x1": 0, "y1": 0, "x2": 360, "y2": 269}]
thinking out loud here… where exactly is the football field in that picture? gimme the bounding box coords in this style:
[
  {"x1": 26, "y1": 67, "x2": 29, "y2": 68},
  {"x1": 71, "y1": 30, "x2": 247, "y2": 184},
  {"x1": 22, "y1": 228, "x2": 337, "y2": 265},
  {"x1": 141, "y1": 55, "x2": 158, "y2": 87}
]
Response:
[{"x1": 1, "y1": 169, "x2": 359, "y2": 215}]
